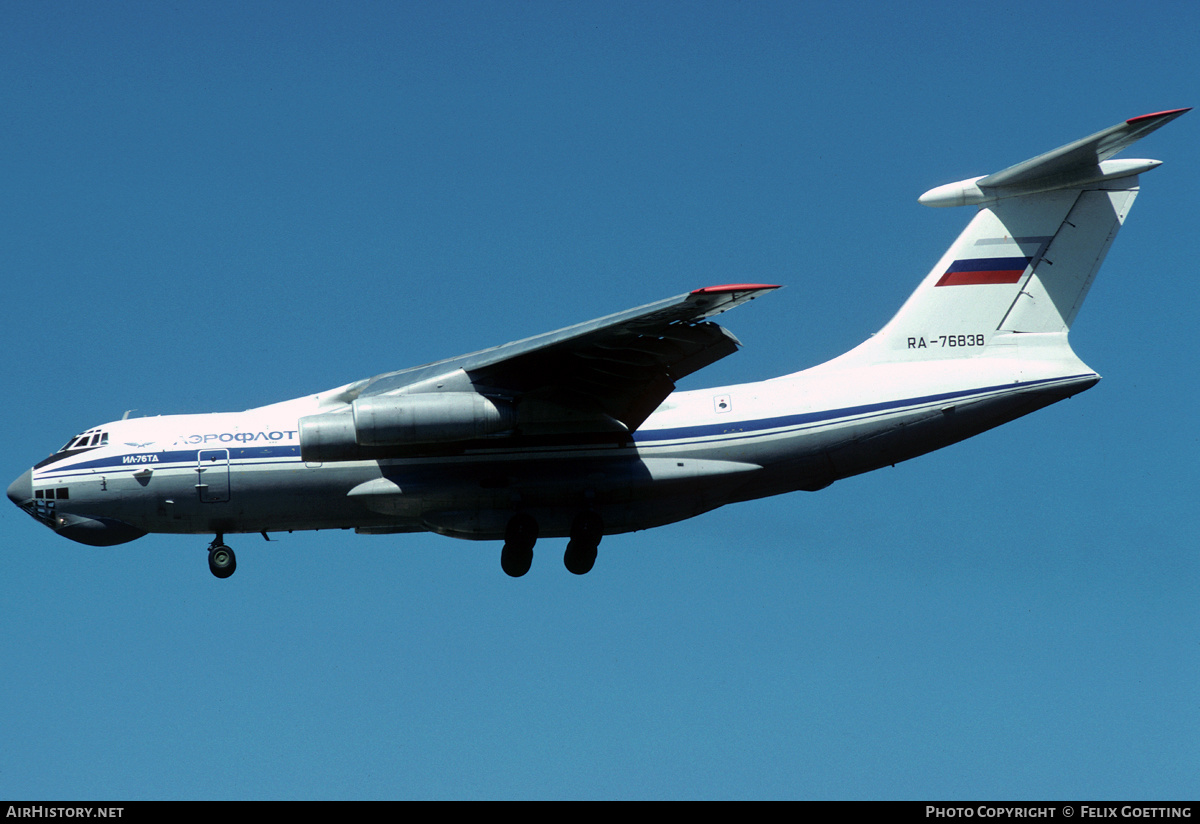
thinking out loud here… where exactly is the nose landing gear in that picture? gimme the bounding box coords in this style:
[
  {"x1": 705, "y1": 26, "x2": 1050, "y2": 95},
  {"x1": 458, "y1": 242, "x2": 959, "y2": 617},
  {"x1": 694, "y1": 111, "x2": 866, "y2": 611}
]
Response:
[{"x1": 207, "y1": 535, "x2": 236, "y2": 579}]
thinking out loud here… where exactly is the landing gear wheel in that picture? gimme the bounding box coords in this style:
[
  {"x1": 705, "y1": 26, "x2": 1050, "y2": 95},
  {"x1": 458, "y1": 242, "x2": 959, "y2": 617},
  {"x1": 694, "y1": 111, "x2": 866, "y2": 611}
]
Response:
[
  {"x1": 500, "y1": 513, "x2": 538, "y2": 577},
  {"x1": 564, "y1": 511, "x2": 602, "y2": 575},
  {"x1": 208, "y1": 544, "x2": 236, "y2": 579},
  {"x1": 501, "y1": 543, "x2": 534, "y2": 578},
  {"x1": 563, "y1": 541, "x2": 597, "y2": 575}
]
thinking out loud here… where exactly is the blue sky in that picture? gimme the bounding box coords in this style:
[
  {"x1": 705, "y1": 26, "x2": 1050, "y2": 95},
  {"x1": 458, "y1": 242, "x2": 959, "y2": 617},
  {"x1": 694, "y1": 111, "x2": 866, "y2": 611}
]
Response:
[{"x1": 2, "y1": 0, "x2": 1197, "y2": 800}]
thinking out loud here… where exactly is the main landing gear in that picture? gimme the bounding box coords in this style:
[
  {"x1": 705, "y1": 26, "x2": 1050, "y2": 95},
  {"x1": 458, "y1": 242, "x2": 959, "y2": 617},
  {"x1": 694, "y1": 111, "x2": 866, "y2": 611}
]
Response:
[
  {"x1": 500, "y1": 512, "x2": 603, "y2": 577},
  {"x1": 208, "y1": 534, "x2": 236, "y2": 579}
]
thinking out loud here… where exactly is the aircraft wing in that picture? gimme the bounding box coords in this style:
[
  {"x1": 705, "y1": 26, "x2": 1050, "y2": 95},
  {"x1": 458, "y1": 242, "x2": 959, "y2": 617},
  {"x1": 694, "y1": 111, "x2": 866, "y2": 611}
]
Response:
[{"x1": 358, "y1": 284, "x2": 780, "y2": 434}]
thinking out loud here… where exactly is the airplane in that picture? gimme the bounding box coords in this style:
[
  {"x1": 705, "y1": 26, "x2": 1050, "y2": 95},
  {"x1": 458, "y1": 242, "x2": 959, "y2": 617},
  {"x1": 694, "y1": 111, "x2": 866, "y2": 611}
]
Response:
[{"x1": 8, "y1": 108, "x2": 1189, "y2": 579}]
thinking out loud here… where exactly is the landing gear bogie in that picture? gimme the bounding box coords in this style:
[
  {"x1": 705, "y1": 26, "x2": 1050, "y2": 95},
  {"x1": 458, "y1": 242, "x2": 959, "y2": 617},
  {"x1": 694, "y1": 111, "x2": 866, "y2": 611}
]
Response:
[{"x1": 497, "y1": 511, "x2": 605, "y2": 577}]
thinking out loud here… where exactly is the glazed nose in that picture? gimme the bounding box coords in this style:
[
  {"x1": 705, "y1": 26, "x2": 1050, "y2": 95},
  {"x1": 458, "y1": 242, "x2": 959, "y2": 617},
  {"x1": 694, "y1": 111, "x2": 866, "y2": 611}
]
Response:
[{"x1": 7, "y1": 468, "x2": 32, "y2": 506}]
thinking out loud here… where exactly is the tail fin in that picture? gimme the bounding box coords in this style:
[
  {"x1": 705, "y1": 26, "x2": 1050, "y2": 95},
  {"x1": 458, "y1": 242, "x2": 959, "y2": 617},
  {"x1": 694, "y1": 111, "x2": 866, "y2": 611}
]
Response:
[{"x1": 842, "y1": 108, "x2": 1188, "y2": 365}]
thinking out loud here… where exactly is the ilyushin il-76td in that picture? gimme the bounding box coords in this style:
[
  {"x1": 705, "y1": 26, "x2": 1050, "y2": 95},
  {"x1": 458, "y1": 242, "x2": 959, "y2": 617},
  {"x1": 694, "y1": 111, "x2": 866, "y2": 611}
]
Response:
[{"x1": 9, "y1": 109, "x2": 1188, "y2": 578}]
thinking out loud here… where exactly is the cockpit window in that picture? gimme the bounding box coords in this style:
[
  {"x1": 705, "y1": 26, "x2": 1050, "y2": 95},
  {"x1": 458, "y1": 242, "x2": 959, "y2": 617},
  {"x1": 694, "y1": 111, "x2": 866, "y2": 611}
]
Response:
[
  {"x1": 58, "y1": 430, "x2": 108, "y2": 453},
  {"x1": 36, "y1": 429, "x2": 110, "y2": 470}
]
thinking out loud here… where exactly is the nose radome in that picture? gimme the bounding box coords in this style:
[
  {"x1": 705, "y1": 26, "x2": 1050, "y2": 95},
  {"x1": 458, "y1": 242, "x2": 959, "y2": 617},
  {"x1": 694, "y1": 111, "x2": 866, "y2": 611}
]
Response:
[{"x1": 7, "y1": 469, "x2": 32, "y2": 506}]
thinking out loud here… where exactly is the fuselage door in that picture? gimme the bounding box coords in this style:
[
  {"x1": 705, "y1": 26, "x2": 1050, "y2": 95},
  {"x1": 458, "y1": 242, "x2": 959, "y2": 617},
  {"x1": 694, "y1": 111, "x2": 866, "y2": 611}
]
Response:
[{"x1": 196, "y1": 449, "x2": 230, "y2": 503}]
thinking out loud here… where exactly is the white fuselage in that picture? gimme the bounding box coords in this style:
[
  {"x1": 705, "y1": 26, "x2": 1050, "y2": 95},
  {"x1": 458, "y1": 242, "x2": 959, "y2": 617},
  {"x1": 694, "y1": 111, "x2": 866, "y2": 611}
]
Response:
[{"x1": 16, "y1": 339, "x2": 1097, "y2": 546}]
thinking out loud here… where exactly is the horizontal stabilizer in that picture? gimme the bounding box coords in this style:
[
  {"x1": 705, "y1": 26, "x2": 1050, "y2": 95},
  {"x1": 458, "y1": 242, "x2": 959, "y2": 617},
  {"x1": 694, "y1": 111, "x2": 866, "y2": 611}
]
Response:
[{"x1": 920, "y1": 108, "x2": 1189, "y2": 207}]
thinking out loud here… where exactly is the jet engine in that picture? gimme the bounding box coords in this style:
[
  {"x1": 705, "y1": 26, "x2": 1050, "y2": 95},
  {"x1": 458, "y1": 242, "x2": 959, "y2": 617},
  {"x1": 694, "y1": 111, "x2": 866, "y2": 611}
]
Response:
[{"x1": 299, "y1": 392, "x2": 515, "y2": 462}]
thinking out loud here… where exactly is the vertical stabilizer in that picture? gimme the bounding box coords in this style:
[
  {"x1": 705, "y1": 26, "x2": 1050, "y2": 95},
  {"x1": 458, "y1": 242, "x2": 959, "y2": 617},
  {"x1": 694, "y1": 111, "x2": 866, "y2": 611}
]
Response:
[{"x1": 834, "y1": 109, "x2": 1186, "y2": 367}]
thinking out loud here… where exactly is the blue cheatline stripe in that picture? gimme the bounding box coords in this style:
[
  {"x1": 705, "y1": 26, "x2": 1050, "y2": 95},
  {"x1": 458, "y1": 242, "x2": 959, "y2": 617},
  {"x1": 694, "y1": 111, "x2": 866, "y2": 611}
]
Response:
[
  {"x1": 631, "y1": 374, "x2": 1094, "y2": 444},
  {"x1": 44, "y1": 445, "x2": 301, "y2": 474},
  {"x1": 34, "y1": 374, "x2": 1095, "y2": 477}
]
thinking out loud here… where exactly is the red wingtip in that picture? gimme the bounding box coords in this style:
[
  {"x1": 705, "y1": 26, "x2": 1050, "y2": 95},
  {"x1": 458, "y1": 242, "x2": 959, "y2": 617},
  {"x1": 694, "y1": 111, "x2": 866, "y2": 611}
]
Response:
[
  {"x1": 1126, "y1": 107, "x2": 1191, "y2": 124},
  {"x1": 691, "y1": 283, "x2": 781, "y2": 294}
]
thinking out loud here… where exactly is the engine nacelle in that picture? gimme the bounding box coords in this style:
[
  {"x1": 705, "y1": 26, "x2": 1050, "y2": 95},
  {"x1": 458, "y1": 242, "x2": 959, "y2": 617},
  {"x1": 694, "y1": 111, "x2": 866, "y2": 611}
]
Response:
[{"x1": 299, "y1": 393, "x2": 515, "y2": 462}]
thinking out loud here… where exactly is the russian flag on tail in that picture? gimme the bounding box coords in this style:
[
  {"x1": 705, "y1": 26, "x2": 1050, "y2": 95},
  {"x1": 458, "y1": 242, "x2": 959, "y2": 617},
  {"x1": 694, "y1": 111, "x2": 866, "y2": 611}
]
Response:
[{"x1": 935, "y1": 256, "x2": 1031, "y2": 286}]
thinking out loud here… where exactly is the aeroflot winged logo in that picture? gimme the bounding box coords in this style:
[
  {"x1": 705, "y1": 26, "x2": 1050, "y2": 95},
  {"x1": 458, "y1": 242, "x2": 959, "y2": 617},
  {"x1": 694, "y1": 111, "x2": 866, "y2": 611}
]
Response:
[{"x1": 935, "y1": 256, "x2": 1033, "y2": 286}]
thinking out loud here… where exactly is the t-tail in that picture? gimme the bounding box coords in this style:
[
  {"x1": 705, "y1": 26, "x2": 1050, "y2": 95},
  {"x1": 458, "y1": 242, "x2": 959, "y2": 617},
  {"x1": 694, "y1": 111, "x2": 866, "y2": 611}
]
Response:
[
  {"x1": 771, "y1": 109, "x2": 1188, "y2": 487},
  {"x1": 831, "y1": 108, "x2": 1189, "y2": 370}
]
